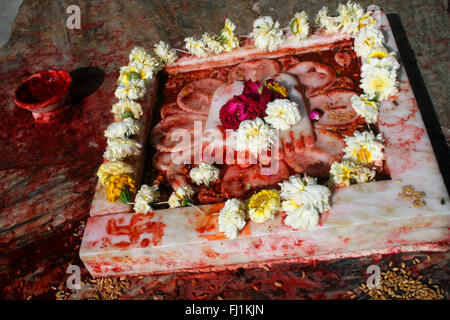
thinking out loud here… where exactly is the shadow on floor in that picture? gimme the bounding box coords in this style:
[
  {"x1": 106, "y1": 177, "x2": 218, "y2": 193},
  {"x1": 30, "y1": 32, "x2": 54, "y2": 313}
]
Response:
[{"x1": 69, "y1": 66, "x2": 105, "y2": 102}]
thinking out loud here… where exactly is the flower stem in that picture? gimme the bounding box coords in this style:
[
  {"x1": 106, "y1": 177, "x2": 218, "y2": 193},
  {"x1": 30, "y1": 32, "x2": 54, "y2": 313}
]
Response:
[
  {"x1": 188, "y1": 203, "x2": 207, "y2": 215},
  {"x1": 174, "y1": 48, "x2": 190, "y2": 54}
]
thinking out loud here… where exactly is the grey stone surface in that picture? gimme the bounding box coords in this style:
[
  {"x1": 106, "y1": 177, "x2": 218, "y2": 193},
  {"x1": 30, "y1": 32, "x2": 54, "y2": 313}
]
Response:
[
  {"x1": 0, "y1": 0, "x2": 23, "y2": 47},
  {"x1": 1, "y1": 0, "x2": 448, "y2": 144}
]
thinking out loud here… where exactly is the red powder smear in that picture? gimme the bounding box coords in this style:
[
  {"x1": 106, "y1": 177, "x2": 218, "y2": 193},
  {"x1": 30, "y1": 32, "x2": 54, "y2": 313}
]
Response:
[
  {"x1": 241, "y1": 222, "x2": 251, "y2": 236},
  {"x1": 253, "y1": 239, "x2": 263, "y2": 249},
  {"x1": 140, "y1": 238, "x2": 150, "y2": 248},
  {"x1": 106, "y1": 212, "x2": 165, "y2": 247},
  {"x1": 202, "y1": 247, "x2": 220, "y2": 258},
  {"x1": 206, "y1": 202, "x2": 225, "y2": 214},
  {"x1": 198, "y1": 232, "x2": 227, "y2": 241},
  {"x1": 195, "y1": 214, "x2": 218, "y2": 234}
]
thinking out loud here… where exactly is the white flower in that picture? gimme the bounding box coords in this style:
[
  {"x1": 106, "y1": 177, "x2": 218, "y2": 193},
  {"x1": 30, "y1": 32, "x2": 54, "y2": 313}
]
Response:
[
  {"x1": 190, "y1": 163, "x2": 220, "y2": 187},
  {"x1": 289, "y1": 11, "x2": 309, "y2": 42},
  {"x1": 201, "y1": 32, "x2": 225, "y2": 54},
  {"x1": 105, "y1": 118, "x2": 141, "y2": 140},
  {"x1": 283, "y1": 201, "x2": 320, "y2": 229},
  {"x1": 352, "y1": 164, "x2": 376, "y2": 184},
  {"x1": 264, "y1": 99, "x2": 301, "y2": 130},
  {"x1": 218, "y1": 198, "x2": 247, "y2": 239},
  {"x1": 358, "y1": 11, "x2": 376, "y2": 30},
  {"x1": 220, "y1": 19, "x2": 240, "y2": 51},
  {"x1": 131, "y1": 61, "x2": 156, "y2": 80},
  {"x1": 362, "y1": 52, "x2": 400, "y2": 73},
  {"x1": 115, "y1": 79, "x2": 146, "y2": 100},
  {"x1": 118, "y1": 65, "x2": 142, "y2": 86},
  {"x1": 118, "y1": 63, "x2": 153, "y2": 86},
  {"x1": 129, "y1": 46, "x2": 151, "y2": 64},
  {"x1": 351, "y1": 94, "x2": 379, "y2": 124},
  {"x1": 252, "y1": 16, "x2": 285, "y2": 52},
  {"x1": 279, "y1": 175, "x2": 331, "y2": 229},
  {"x1": 315, "y1": 7, "x2": 340, "y2": 33},
  {"x1": 133, "y1": 185, "x2": 160, "y2": 213},
  {"x1": 354, "y1": 25, "x2": 385, "y2": 59},
  {"x1": 329, "y1": 160, "x2": 375, "y2": 187},
  {"x1": 343, "y1": 131, "x2": 385, "y2": 165},
  {"x1": 336, "y1": 1, "x2": 365, "y2": 35},
  {"x1": 279, "y1": 175, "x2": 331, "y2": 213},
  {"x1": 103, "y1": 138, "x2": 142, "y2": 161},
  {"x1": 360, "y1": 66, "x2": 398, "y2": 101},
  {"x1": 129, "y1": 46, "x2": 162, "y2": 73},
  {"x1": 97, "y1": 161, "x2": 134, "y2": 186},
  {"x1": 168, "y1": 185, "x2": 194, "y2": 208},
  {"x1": 111, "y1": 99, "x2": 143, "y2": 120},
  {"x1": 185, "y1": 37, "x2": 210, "y2": 58},
  {"x1": 234, "y1": 117, "x2": 275, "y2": 156},
  {"x1": 153, "y1": 41, "x2": 178, "y2": 65}
]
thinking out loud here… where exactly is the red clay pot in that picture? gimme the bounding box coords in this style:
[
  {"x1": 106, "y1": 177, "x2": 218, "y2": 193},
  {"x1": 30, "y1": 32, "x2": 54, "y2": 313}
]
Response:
[{"x1": 14, "y1": 69, "x2": 72, "y2": 123}]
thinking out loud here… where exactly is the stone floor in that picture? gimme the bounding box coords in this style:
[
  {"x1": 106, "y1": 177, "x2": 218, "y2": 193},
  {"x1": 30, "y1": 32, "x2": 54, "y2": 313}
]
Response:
[
  {"x1": 0, "y1": 0, "x2": 448, "y2": 300},
  {"x1": 0, "y1": 0, "x2": 23, "y2": 47}
]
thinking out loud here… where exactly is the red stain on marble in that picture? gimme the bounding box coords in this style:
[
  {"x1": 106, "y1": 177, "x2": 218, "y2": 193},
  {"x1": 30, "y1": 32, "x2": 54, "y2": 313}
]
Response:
[
  {"x1": 195, "y1": 214, "x2": 218, "y2": 234},
  {"x1": 205, "y1": 202, "x2": 225, "y2": 214},
  {"x1": 252, "y1": 239, "x2": 263, "y2": 249},
  {"x1": 202, "y1": 247, "x2": 220, "y2": 259},
  {"x1": 318, "y1": 210, "x2": 330, "y2": 226},
  {"x1": 198, "y1": 232, "x2": 227, "y2": 241},
  {"x1": 106, "y1": 212, "x2": 165, "y2": 247},
  {"x1": 140, "y1": 238, "x2": 150, "y2": 247}
]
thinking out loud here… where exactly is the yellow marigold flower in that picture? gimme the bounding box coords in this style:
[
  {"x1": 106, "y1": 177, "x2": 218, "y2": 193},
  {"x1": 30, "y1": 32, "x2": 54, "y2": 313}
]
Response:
[
  {"x1": 248, "y1": 189, "x2": 281, "y2": 223},
  {"x1": 105, "y1": 174, "x2": 136, "y2": 202},
  {"x1": 97, "y1": 161, "x2": 134, "y2": 186},
  {"x1": 266, "y1": 81, "x2": 288, "y2": 97}
]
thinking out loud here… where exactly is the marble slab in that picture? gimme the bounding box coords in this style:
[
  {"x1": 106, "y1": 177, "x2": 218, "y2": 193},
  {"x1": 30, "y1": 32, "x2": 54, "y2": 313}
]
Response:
[
  {"x1": 89, "y1": 77, "x2": 158, "y2": 216},
  {"x1": 80, "y1": 12, "x2": 449, "y2": 277}
]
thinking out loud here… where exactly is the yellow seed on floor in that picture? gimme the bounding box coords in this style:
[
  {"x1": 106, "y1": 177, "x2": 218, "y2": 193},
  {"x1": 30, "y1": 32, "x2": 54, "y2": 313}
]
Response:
[{"x1": 274, "y1": 281, "x2": 283, "y2": 287}]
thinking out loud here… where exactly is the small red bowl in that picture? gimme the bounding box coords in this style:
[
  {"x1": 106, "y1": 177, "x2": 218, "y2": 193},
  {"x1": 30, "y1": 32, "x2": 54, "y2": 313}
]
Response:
[{"x1": 14, "y1": 69, "x2": 72, "y2": 123}]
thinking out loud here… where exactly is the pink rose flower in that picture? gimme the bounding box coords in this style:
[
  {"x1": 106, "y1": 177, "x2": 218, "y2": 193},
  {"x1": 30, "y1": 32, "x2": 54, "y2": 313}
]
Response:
[
  {"x1": 219, "y1": 79, "x2": 286, "y2": 129},
  {"x1": 219, "y1": 96, "x2": 262, "y2": 130}
]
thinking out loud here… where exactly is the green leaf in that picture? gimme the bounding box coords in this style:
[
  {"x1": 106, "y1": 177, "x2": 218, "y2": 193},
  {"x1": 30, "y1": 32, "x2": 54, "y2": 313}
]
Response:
[
  {"x1": 290, "y1": 19, "x2": 297, "y2": 34},
  {"x1": 181, "y1": 198, "x2": 190, "y2": 207},
  {"x1": 128, "y1": 71, "x2": 141, "y2": 81},
  {"x1": 121, "y1": 110, "x2": 134, "y2": 119},
  {"x1": 119, "y1": 187, "x2": 132, "y2": 204},
  {"x1": 218, "y1": 34, "x2": 227, "y2": 45}
]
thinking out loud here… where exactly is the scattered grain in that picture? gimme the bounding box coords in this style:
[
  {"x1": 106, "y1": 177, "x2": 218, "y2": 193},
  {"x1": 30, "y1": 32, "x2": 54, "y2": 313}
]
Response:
[
  {"x1": 274, "y1": 281, "x2": 283, "y2": 287},
  {"x1": 398, "y1": 185, "x2": 426, "y2": 208},
  {"x1": 356, "y1": 263, "x2": 444, "y2": 300}
]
